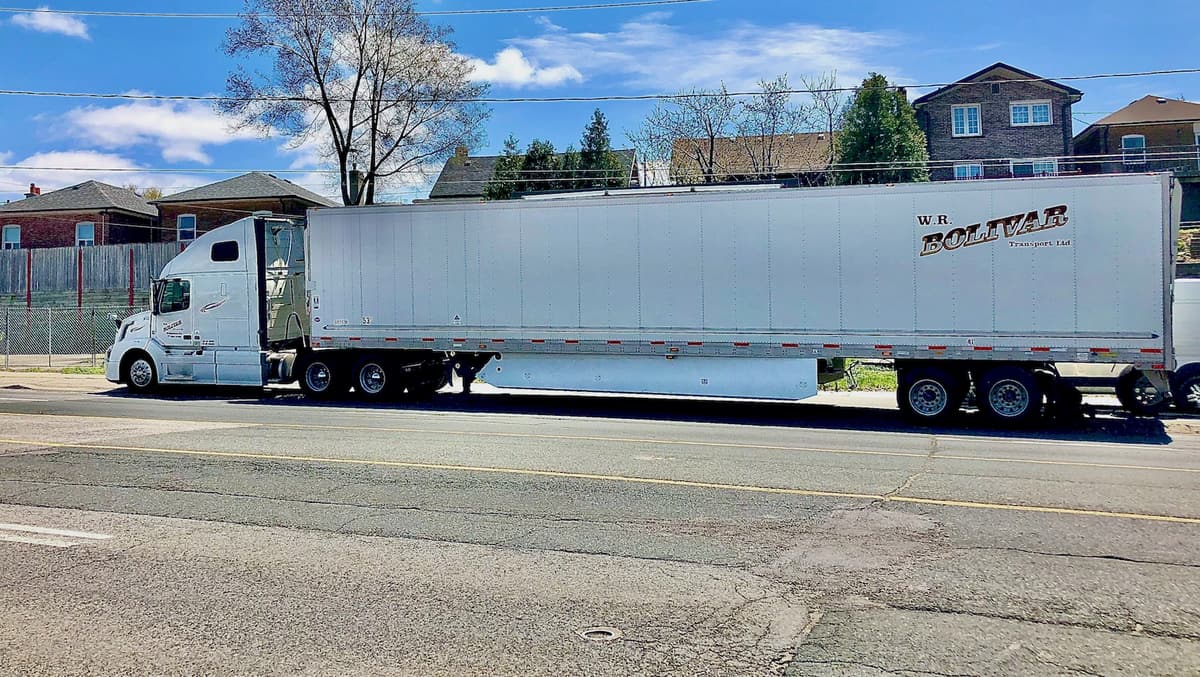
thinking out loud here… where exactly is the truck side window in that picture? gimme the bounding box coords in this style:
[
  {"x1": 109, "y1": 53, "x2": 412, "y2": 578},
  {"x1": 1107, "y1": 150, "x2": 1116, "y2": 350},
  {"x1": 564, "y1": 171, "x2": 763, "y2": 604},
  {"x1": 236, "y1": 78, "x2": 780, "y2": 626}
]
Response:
[
  {"x1": 158, "y1": 280, "x2": 191, "y2": 314},
  {"x1": 211, "y1": 241, "x2": 239, "y2": 262}
]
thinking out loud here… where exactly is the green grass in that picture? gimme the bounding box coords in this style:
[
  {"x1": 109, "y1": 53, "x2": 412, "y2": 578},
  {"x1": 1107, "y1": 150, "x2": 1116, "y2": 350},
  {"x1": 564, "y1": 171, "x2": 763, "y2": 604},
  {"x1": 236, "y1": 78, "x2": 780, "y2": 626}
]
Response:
[
  {"x1": 2, "y1": 366, "x2": 105, "y2": 375},
  {"x1": 820, "y1": 361, "x2": 897, "y2": 392}
]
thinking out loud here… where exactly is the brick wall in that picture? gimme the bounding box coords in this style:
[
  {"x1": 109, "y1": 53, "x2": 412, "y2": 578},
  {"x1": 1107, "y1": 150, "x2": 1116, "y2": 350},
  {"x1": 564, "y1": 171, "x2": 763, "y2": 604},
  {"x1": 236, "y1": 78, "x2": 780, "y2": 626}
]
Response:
[
  {"x1": 156, "y1": 198, "x2": 317, "y2": 243},
  {"x1": 0, "y1": 211, "x2": 156, "y2": 249},
  {"x1": 915, "y1": 79, "x2": 1077, "y2": 181},
  {"x1": 1075, "y1": 122, "x2": 1200, "y2": 175}
]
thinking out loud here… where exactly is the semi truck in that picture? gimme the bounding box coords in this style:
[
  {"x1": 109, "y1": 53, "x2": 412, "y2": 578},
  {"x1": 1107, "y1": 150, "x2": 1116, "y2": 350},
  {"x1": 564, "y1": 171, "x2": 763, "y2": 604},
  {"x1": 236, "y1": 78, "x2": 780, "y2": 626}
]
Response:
[{"x1": 105, "y1": 173, "x2": 1181, "y2": 425}]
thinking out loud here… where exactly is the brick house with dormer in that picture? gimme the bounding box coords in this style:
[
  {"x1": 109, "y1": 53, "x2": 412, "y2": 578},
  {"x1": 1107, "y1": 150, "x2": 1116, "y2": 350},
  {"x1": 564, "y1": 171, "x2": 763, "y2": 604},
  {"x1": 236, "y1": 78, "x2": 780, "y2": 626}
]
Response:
[{"x1": 913, "y1": 63, "x2": 1083, "y2": 182}]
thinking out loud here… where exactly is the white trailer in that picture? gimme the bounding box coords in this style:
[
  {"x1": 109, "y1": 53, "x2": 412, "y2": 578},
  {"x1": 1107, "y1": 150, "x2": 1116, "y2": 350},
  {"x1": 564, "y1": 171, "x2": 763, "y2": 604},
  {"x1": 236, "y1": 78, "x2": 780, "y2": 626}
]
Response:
[{"x1": 106, "y1": 173, "x2": 1180, "y2": 425}]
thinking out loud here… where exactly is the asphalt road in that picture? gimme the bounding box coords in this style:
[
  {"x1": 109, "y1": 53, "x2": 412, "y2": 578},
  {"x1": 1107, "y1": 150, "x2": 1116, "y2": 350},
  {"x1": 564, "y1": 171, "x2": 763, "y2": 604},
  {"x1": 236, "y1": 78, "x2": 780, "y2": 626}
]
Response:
[{"x1": 0, "y1": 380, "x2": 1198, "y2": 676}]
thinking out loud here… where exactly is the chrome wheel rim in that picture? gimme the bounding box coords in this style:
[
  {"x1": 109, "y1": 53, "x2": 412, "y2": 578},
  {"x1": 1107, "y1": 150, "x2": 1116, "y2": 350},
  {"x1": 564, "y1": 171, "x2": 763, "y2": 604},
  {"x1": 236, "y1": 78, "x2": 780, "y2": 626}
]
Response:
[
  {"x1": 988, "y1": 379, "x2": 1030, "y2": 418},
  {"x1": 1186, "y1": 382, "x2": 1200, "y2": 409},
  {"x1": 358, "y1": 363, "x2": 386, "y2": 395},
  {"x1": 1129, "y1": 375, "x2": 1164, "y2": 407},
  {"x1": 909, "y1": 379, "x2": 949, "y2": 417},
  {"x1": 306, "y1": 363, "x2": 332, "y2": 392},
  {"x1": 129, "y1": 359, "x2": 153, "y2": 388}
]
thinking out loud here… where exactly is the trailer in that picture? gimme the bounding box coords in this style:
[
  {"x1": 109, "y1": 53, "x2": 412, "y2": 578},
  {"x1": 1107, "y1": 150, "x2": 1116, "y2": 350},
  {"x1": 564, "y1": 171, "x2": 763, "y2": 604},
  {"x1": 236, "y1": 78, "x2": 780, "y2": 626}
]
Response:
[{"x1": 105, "y1": 173, "x2": 1180, "y2": 425}]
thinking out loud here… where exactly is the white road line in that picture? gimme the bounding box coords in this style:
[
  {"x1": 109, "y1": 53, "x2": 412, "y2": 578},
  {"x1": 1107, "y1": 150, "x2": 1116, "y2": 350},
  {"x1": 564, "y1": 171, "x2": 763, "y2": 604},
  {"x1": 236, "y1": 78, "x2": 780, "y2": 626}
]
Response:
[
  {"x1": 0, "y1": 533, "x2": 81, "y2": 548},
  {"x1": 0, "y1": 523, "x2": 112, "y2": 540}
]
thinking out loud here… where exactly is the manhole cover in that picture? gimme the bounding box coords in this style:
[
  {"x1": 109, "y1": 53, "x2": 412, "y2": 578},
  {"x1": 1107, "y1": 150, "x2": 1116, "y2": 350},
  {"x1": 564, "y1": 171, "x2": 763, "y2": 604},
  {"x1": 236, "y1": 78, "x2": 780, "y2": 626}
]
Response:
[{"x1": 577, "y1": 626, "x2": 623, "y2": 642}]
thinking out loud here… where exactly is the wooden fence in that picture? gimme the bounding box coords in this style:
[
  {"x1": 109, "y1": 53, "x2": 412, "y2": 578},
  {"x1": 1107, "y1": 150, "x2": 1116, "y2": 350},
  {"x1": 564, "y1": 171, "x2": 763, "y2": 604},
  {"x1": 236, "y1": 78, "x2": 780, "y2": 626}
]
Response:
[{"x1": 0, "y1": 242, "x2": 179, "y2": 306}]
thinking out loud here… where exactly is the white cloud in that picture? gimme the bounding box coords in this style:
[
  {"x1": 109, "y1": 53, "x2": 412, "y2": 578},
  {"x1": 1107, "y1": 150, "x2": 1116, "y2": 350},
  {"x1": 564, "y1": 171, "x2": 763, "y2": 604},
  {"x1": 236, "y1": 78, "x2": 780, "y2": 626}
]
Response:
[
  {"x1": 60, "y1": 96, "x2": 263, "y2": 165},
  {"x1": 0, "y1": 150, "x2": 207, "y2": 201},
  {"x1": 467, "y1": 47, "x2": 583, "y2": 88},
  {"x1": 12, "y1": 7, "x2": 89, "y2": 39},
  {"x1": 502, "y1": 14, "x2": 900, "y2": 91}
]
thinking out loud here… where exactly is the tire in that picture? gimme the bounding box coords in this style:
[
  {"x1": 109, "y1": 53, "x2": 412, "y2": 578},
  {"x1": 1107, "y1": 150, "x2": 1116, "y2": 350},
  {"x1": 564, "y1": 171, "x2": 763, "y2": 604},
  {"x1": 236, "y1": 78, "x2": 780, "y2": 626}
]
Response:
[
  {"x1": 978, "y1": 365, "x2": 1043, "y2": 425},
  {"x1": 298, "y1": 354, "x2": 346, "y2": 398},
  {"x1": 405, "y1": 364, "x2": 449, "y2": 399},
  {"x1": 122, "y1": 352, "x2": 157, "y2": 393},
  {"x1": 897, "y1": 366, "x2": 965, "y2": 424},
  {"x1": 1173, "y1": 372, "x2": 1200, "y2": 413},
  {"x1": 1116, "y1": 369, "x2": 1170, "y2": 416},
  {"x1": 352, "y1": 356, "x2": 392, "y2": 400}
]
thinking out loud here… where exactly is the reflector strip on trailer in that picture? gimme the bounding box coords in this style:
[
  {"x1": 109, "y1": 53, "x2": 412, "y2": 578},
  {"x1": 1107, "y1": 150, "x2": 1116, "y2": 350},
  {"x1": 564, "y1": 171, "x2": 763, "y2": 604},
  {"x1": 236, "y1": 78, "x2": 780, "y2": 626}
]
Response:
[
  {"x1": 1030, "y1": 347, "x2": 1050, "y2": 352},
  {"x1": 565, "y1": 340, "x2": 580, "y2": 344},
  {"x1": 973, "y1": 346, "x2": 993, "y2": 351},
  {"x1": 453, "y1": 338, "x2": 467, "y2": 343},
  {"x1": 1090, "y1": 347, "x2": 1111, "y2": 353},
  {"x1": 319, "y1": 336, "x2": 332, "y2": 341},
  {"x1": 650, "y1": 341, "x2": 666, "y2": 345},
  {"x1": 348, "y1": 337, "x2": 361, "y2": 341},
  {"x1": 607, "y1": 340, "x2": 623, "y2": 345},
  {"x1": 782, "y1": 343, "x2": 799, "y2": 348},
  {"x1": 875, "y1": 344, "x2": 893, "y2": 350},
  {"x1": 421, "y1": 338, "x2": 435, "y2": 342},
  {"x1": 824, "y1": 344, "x2": 840, "y2": 349},
  {"x1": 492, "y1": 339, "x2": 506, "y2": 343},
  {"x1": 531, "y1": 339, "x2": 546, "y2": 344},
  {"x1": 1141, "y1": 348, "x2": 1164, "y2": 354},
  {"x1": 385, "y1": 338, "x2": 399, "y2": 342},
  {"x1": 928, "y1": 345, "x2": 947, "y2": 351},
  {"x1": 734, "y1": 342, "x2": 750, "y2": 347},
  {"x1": 688, "y1": 341, "x2": 704, "y2": 346}
]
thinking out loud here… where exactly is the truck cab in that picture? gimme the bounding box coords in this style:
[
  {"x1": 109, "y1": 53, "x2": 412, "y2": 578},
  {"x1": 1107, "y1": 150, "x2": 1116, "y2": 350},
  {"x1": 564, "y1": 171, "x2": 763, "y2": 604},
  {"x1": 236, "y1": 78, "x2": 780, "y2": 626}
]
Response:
[{"x1": 106, "y1": 214, "x2": 308, "y2": 390}]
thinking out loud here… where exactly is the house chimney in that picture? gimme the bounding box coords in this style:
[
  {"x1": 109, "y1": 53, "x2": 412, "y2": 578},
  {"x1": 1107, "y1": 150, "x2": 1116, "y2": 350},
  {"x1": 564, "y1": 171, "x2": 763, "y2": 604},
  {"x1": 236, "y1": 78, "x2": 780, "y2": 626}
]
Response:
[
  {"x1": 455, "y1": 145, "x2": 469, "y2": 159},
  {"x1": 24, "y1": 183, "x2": 40, "y2": 198}
]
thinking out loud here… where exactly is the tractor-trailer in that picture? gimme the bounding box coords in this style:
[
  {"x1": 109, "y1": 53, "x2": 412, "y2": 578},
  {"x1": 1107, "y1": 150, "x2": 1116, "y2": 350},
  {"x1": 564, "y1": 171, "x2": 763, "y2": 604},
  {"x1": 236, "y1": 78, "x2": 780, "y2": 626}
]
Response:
[{"x1": 105, "y1": 173, "x2": 1180, "y2": 425}]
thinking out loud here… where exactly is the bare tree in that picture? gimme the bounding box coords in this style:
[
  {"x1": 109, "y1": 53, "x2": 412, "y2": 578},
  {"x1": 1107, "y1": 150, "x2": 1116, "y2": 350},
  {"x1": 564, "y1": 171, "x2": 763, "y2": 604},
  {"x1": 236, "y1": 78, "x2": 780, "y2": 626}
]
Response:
[
  {"x1": 801, "y1": 71, "x2": 847, "y2": 182},
  {"x1": 220, "y1": 0, "x2": 489, "y2": 205},
  {"x1": 734, "y1": 75, "x2": 815, "y2": 181},
  {"x1": 628, "y1": 85, "x2": 737, "y2": 184}
]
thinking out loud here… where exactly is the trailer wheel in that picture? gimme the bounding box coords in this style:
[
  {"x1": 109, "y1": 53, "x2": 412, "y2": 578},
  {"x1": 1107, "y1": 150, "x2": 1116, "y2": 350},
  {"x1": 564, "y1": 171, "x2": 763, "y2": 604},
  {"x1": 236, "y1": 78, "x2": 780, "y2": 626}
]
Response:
[
  {"x1": 897, "y1": 366, "x2": 964, "y2": 424},
  {"x1": 353, "y1": 357, "x2": 392, "y2": 400},
  {"x1": 1116, "y1": 369, "x2": 1170, "y2": 416},
  {"x1": 979, "y1": 366, "x2": 1043, "y2": 425},
  {"x1": 298, "y1": 355, "x2": 346, "y2": 398},
  {"x1": 122, "y1": 351, "x2": 157, "y2": 393},
  {"x1": 1172, "y1": 372, "x2": 1200, "y2": 413}
]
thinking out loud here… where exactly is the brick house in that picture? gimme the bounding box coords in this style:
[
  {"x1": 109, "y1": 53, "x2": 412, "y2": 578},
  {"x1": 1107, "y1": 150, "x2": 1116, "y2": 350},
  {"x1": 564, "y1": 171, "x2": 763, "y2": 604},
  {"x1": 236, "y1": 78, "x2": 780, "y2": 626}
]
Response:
[
  {"x1": 152, "y1": 172, "x2": 335, "y2": 243},
  {"x1": 0, "y1": 181, "x2": 156, "y2": 250},
  {"x1": 669, "y1": 132, "x2": 835, "y2": 186},
  {"x1": 429, "y1": 147, "x2": 640, "y2": 200},
  {"x1": 1073, "y1": 96, "x2": 1200, "y2": 227},
  {"x1": 912, "y1": 63, "x2": 1083, "y2": 182}
]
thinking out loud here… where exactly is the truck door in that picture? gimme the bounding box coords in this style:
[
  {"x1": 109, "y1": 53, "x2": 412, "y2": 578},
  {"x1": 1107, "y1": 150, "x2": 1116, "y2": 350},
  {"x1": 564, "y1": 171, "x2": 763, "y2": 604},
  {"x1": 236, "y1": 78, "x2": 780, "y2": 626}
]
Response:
[{"x1": 153, "y1": 277, "x2": 216, "y2": 383}]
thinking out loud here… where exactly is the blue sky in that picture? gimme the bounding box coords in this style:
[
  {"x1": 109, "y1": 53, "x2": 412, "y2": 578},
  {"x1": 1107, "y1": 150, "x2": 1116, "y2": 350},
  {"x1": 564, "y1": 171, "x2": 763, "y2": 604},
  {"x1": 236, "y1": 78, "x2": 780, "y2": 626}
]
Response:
[{"x1": 1, "y1": 0, "x2": 1197, "y2": 202}]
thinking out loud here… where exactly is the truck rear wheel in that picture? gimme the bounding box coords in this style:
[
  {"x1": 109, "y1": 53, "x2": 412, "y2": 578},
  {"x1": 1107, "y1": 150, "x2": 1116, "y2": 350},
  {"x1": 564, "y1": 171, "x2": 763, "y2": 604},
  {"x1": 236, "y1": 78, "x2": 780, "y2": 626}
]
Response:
[
  {"x1": 897, "y1": 366, "x2": 964, "y2": 424},
  {"x1": 1116, "y1": 369, "x2": 1170, "y2": 416},
  {"x1": 979, "y1": 366, "x2": 1043, "y2": 425},
  {"x1": 298, "y1": 355, "x2": 347, "y2": 398},
  {"x1": 353, "y1": 356, "x2": 393, "y2": 400}
]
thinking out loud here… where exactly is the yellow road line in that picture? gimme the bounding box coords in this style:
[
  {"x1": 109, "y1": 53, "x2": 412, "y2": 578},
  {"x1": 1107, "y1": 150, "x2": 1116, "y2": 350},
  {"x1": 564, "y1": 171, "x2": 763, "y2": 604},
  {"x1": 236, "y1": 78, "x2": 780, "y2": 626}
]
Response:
[
  {"x1": 1, "y1": 437, "x2": 1198, "y2": 525},
  {"x1": 0, "y1": 411, "x2": 1195, "y2": 475}
]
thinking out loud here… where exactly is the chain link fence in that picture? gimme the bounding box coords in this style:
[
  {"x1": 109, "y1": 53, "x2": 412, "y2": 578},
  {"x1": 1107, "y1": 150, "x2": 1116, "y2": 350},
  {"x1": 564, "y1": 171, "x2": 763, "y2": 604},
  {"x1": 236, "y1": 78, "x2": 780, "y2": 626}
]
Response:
[{"x1": 0, "y1": 306, "x2": 148, "y2": 369}]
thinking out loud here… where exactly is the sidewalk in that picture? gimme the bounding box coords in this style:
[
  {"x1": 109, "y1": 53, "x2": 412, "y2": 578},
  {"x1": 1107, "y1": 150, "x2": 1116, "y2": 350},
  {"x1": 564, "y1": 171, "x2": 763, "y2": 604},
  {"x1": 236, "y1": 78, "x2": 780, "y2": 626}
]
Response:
[{"x1": 0, "y1": 370, "x2": 112, "y2": 393}]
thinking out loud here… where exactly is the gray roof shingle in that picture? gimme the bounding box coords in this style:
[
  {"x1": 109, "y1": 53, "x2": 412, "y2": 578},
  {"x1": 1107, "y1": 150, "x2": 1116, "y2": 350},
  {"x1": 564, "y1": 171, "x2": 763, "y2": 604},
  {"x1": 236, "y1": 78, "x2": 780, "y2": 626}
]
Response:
[
  {"x1": 429, "y1": 149, "x2": 637, "y2": 199},
  {"x1": 0, "y1": 180, "x2": 156, "y2": 217},
  {"x1": 153, "y1": 172, "x2": 336, "y2": 207}
]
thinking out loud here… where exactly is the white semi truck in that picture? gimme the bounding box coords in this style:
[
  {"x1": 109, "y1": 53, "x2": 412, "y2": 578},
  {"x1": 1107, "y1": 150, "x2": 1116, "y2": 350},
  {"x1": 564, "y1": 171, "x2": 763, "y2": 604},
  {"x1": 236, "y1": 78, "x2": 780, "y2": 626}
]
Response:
[{"x1": 106, "y1": 173, "x2": 1181, "y2": 425}]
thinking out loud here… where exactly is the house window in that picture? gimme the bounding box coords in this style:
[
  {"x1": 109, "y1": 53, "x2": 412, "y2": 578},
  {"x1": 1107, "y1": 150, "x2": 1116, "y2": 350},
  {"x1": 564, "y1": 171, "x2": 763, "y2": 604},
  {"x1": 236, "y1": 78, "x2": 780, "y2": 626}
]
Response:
[
  {"x1": 75, "y1": 222, "x2": 95, "y2": 247},
  {"x1": 954, "y1": 164, "x2": 983, "y2": 180},
  {"x1": 1011, "y1": 158, "x2": 1059, "y2": 178},
  {"x1": 177, "y1": 214, "x2": 197, "y2": 242},
  {"x1": 1010, "y1": 101, "x2": 1052, "y2": 126},
  {"x1": 1122, "y1": 135, "x2": 1147, "y2": 166},
  {"x1": 1, "y1": 225, "x2": 18, "y2": 250},
  {"x1": 952, "y1": 104, "x2": 981, "y2": 137}
]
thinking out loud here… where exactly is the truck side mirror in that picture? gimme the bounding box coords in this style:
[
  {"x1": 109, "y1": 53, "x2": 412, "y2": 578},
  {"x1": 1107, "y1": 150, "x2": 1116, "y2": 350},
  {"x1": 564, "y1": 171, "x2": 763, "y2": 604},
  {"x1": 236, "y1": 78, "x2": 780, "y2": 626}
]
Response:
[{"x1": 109, "y1": 313, "x2": 120, "y2": 328}]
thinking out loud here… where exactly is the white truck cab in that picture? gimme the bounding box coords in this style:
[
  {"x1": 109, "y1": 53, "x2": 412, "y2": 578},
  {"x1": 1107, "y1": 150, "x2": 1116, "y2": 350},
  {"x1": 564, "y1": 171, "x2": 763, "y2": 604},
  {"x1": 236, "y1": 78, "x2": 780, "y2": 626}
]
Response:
[{"x1": 106, "y1": 214, "x2": 307, "y2": 390}]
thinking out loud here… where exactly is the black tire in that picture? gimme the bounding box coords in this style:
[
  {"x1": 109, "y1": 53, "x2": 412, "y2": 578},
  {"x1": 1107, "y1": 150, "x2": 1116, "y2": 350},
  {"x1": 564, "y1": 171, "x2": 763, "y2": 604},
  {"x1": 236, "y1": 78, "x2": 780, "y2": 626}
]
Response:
[
  {"x1": 1116, "y1": 369, "x2": 1170, "y2": 416},
  {"x1": 122, "y1": 352, "x2": 157, "y2": 393},
  {"x1": 298, "y1": 354, "x2": 347, "y2": 398},
  {"x1": 897, "y1": 366, "x2": 965, "y2": 424},
  {"x1": 1172, "y1": 372, "x2": 1200, "y2": 413},
  {"x1": 352, "y1": 356, "x2": 393, "y2": 400},
  {"x1": 978, "y1": 365, "x2": 1043, "y2": 425},
  {"x1": 405, "y1": 364, "x2": 449, "y2": 400}
]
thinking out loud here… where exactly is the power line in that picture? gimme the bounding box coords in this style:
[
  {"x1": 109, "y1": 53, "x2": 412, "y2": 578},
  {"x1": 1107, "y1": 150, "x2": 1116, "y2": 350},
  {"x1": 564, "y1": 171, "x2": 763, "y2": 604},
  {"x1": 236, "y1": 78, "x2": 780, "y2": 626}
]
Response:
[
  {"x1": 0, "y1": 68, "x2": 1197, "y2": 105},
  {"x1": 0, "y1": 0, "x2": 707, "y2": 19}
]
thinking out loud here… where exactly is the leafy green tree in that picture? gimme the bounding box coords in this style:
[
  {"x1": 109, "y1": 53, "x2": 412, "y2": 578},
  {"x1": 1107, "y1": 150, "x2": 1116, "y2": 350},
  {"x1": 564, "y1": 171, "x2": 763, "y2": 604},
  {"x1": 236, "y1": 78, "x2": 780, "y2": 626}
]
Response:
[
  {"x1": 558, "y1": 144, "x2": 581, "y2": 191},
  {"x1": 579, "y1": 109, "x2": 626, "y2": 188},
  {"x1": 835, "y1": 73, "x2": 929, "y2": 184},
  {"x1": 483, "y1": 135, "x2": 524, "y2": 201},
  {"x1": 517, "y1": 139, "x2": 560, "y2": 194}
]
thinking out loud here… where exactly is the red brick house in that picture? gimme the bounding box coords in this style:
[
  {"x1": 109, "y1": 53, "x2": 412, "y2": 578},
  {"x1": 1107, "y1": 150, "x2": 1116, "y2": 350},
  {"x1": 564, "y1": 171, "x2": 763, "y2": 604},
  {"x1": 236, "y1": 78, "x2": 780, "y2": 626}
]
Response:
[
  {"x1": 0, "y1": 181, "x2": 156, "y2": 249},
  {"x1": 912, "y1": 63, "x2": 1083, "y2": 182},
  {"x1": 152, "y1": 172, "x2": 335, "y2": 243}
]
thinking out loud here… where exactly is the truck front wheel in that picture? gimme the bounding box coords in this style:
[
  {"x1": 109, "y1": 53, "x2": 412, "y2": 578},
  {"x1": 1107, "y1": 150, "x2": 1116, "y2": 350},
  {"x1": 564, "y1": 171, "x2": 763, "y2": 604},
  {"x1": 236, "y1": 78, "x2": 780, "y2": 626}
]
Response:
[
  {"x1": 122, "y1": 352, "x2": 157, "y2": 393},
  {"x1": 298, "y1": 355, "x2": 347, "y2": 398},
  {"x1": 897, "y1": 366, "x2": 964, "y2": 424},
  {"x1": 978, "y1": 366, "x2": 1043, "y2": 425}
]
